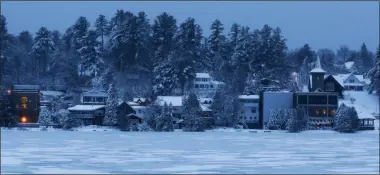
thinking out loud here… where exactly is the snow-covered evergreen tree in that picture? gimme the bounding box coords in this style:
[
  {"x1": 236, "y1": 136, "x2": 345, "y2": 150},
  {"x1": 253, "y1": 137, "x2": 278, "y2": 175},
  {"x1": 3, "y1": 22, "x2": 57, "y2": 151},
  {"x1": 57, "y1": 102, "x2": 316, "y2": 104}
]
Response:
[
  {"x1": 287, "y1": 107, "x2": 308, "y2": 133},
  {"x1": 59, "y1": 110, "x2": 82, "y2": 130},
  {"x1": 38, "y1": 107, "x2": 53, "y2": 126},
  {"x1": 155, "y1": 102, "x2": 174, "y2": 132},
  {"x1": 210, "y1": 90, "x2": 223, "y2": 126},
  {"x1": 103, "y1": 83, "x2": 119, "y2": 126},
  {"x1": 182, "y1": 93, "x2": 204, "y2": 132},
  {"x1": 94, "y1": 14, "x2": 109, "y2": 52},
  {"x1": 144, "y1": 101, "x2": 162, "y2": 130},
  {"x1": 72, "y1": 16, "x2": 90, "y2": 52},
  {"x1": 243, "y1": 73, "x2": 261, "y2": 95},
  {"x1": 205, "y1": 19, "x2": 227, "y2": 80},
  {"x1": 367, "y1": 47, "x2": 379, "y2": 94},
  {"x1": 333, "y1": 104, "x2": 359, "y2": 133},
  {"x1": 29, "y1": 27, "x2": 55, "y2": 77},
  {"x1": 152, "y1": 12, "x2": 177, "y2": 65},
  {"x1": 0, "y1": 89, "x2": 16, "y2": 127},
  {"x1": 267, "y1": 109, "x2": 282, "y2": 130},
  {"x1": 77, "y1": 30, "x2": 104, "y2": 86}
]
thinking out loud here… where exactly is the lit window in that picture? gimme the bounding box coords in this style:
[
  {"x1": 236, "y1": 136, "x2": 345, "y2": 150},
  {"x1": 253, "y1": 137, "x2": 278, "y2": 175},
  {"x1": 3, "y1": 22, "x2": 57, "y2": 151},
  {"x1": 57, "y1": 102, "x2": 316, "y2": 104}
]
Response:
[
  {"x1": 322, "y1": 109, "x2": 326, "y2": 115},
  {"x1": 315, "y1": 109, "x2": 320, "y2": 115},
  {"x1": 21, "y1": 104, "x2": 27, "y2": 109}
]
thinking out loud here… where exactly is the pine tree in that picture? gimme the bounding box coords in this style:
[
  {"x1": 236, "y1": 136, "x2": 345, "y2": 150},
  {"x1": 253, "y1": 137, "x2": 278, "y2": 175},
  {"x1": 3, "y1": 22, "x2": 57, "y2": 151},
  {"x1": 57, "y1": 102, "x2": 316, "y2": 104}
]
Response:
[
  {"x1": 103, "y1": 83, "x2": 119, "y2": 126},
  {"x1": 205, "y1": 19, "x2": 227, "y2": 79},
  {"x1": 59, "y1": 110, "x2": 82, "y2": 130},
  {"x1": 359, "y1": 43, "x2": 373, "y2": 73},
  {"x1": 29, "y1": 27, "x2": 55, "y2": 78},
  {"x1": 155, "y1": 102, "x2": 174, "y2": 132},
  {"x1": 171, "y1": 18, "x2": 202, "y2": 94},
  {"x1": 151, "y1": 12, "x2": 177, "y2": 65},
  {"x1": 38, "y1": 107, "x2": 53, "y2": 126},
  {"x1": 0, "y1": 89, "x2": 16, "y2": 127},
  {"x1": 333, "y1": 104, "x2": 359, "y2": 133},
  {"x1": 72, "y1": 16, "x2": 90, "y2": 52},
  {"x1": 94, "y1": 14, "x2": 109, "y2": 52},
  {"x1": 367, "y1": 47, "x2": 379, "y2": 94},
  {"x1": 231, "y1": 26, "x2": 251, "y2": 93},
  {"x1": 287, "y1": 107, "x2": 308, "y2": 133},
  {"x1": 267, "y1": 109, "x2": 282, "y2": 130},
  {"x1": 77, "y1": 30, "x2": 104, "y2": 86},
  {"x1": 182, "y1": 93, "x2": 204, "y2": 131},
  {"x1": 210, "y1": 90, "x2": 224, "y2": 126}
]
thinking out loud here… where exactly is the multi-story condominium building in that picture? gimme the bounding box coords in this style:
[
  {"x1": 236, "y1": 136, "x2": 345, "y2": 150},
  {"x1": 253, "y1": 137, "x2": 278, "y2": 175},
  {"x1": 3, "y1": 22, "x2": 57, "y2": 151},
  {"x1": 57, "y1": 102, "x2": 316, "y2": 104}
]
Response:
[
  {"x1": 187, "y1": 73, "x2": 225, "y2": 98},
  {"x1": 237, "y1": 95, "x2": 260, "y2": 128}
]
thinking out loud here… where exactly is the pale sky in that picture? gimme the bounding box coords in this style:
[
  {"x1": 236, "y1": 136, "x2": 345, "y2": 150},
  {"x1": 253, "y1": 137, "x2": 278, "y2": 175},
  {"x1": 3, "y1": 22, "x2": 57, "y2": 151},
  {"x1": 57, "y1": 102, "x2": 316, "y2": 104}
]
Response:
[{"x1": 1, "y1": 1, "x2": 379, "y2": 52}]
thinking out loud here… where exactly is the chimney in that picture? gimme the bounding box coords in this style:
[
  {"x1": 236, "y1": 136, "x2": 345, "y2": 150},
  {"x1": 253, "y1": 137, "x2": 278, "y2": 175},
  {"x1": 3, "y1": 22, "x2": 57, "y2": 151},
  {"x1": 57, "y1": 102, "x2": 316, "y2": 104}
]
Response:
[{"x1": 309, "y1": 56, "x2": 326, "y2": 92}]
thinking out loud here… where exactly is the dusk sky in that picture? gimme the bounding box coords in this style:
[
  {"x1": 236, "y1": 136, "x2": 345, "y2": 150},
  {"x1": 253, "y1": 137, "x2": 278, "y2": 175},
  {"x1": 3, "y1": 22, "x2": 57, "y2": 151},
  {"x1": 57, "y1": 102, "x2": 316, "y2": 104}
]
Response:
[{"x1": 2, "y1": 1, "x2": 379, "y2": 52}]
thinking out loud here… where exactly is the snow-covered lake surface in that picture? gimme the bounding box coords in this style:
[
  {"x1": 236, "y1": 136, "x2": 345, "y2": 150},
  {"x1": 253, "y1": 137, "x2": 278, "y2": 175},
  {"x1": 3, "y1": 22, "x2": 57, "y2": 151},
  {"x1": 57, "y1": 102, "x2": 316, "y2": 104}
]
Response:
[{"x1": 2, "y1": 131, "x2": 379, "y2": 174}]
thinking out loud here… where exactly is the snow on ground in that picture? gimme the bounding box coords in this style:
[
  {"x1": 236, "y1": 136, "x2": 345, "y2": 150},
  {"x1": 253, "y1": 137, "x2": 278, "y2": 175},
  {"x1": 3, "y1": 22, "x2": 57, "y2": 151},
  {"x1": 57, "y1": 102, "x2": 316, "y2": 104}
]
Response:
[
  {"x1": 340, "y1": 91, "x2": 379, "y2": 119},
  {"x1": 1, "y1": 131, "x2": 379, "y2": 174}
]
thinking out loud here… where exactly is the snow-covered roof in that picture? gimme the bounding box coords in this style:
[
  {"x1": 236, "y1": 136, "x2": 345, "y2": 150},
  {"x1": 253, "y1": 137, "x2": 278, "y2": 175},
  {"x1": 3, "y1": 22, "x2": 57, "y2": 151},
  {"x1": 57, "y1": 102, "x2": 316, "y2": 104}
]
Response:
[
  {"x1": 199, "y1": 97, "x2": 213, "y2": 104},
  {"x1": 12, "y1": 85, "x2": 40, "y2": 90},
  {"x1": 68, "y1": 105, "x2": 105, "y2": 111},
  {"x1": 238, "y1": 95, "x2": 260, "y2": 99},
  {"x1": 133, "y1": 98, "x2": 147, "y2": 102},
  {"x1": 40, "y1": 91, "x2": 64, "y2": 97},
  {"x1": 200, "y1": 104, "x2": 212, "y2": 111},
  {"x1": 82, "y1": 91, "x2": 107, "y2": 97},
  {"x1": 156, "y1": 96, "x2": 183, "y2": 107},
  {"x1": 344, "y1": 61, "x2": 355, "y2": 70},
  {"x1": 131, "y1": 106, "x2": 147, "y2": 109},
  {"x1": 210, "y1": 80, "x2": 225, "y2": 85},
  {"x1": 196, "y1": 73, "x2": 211, "y2": 78},
  {"x1": 127, "y1": 101, "x2": 139, "y2": 106}
]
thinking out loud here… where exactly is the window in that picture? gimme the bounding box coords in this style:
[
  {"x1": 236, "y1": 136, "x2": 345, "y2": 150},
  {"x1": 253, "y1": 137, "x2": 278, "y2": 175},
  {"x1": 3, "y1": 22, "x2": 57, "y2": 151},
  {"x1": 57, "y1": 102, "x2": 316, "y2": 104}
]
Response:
[
  {"x1": 96, "y1": 97, "x2": 104, "y2": 103},
  {"x1": 210, "y1": 85, "x2": 214, "y2": 88},
  {"x1": 200, "y1": 84, "x2": 204, "y2": 88},
  {"x1": 250, "y1": 117, "x2": 252, "y2": 120},
  {"x1": 368, "y1": 120, "x2": 373, "y2": 126},
  {"x1": 195, "y1": 84, "x2": 199, "y2": 88},
  {"x1": 251, "y1": 107, "x2": 257, "y2": 113},
  {"x1": 83, "y1": 96, "x2": 92, "y2": 103},
  {"x1": 325, "y1": 82, "x2": 334, "y2": 91},
  {"x1": 195, "y1": 78, "x2": 201, "y2": 82},
  {"x1": 298, "y1": 95, "x2": 307, "y2": 104},
  {"x1": 364, "y1": 120, "x2": 368, "y2": 125},
  {"x1": 254, "y1": 117, "x2": 257, "y2": 120},
  {"x1": 328, "y1": 95, "x2": 338, "y2": 105},
  {"x1": 205, "y1": 85, "x2": 209, "y2": 89},
  {"x1": 240, "y1": 116, "x2": 243, "y2": 119},
  {"x1": 244, "y1": 116, "x2": 247, "y2": 120},
  {"x1": 349, "y1": 79, "x2": 354, "y2": 83},
  {"x1": 309, "y1": 95, "x2": 327, "y2": 105},
  {"x1": 328, "y1": 108, "x2": 335, "y2": 117}
]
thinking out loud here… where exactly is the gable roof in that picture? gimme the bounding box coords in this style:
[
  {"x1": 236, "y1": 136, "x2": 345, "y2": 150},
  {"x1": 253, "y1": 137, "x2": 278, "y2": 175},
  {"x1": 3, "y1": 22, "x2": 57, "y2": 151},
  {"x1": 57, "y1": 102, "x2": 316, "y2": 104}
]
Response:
[{"x1": 325, "y1": 75, "x2": 345, "y2": 89}]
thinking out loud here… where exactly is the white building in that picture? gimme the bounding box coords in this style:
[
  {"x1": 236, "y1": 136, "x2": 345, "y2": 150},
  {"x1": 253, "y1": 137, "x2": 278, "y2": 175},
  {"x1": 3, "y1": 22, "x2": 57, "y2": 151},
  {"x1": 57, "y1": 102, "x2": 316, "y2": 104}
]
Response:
[
  {"x1": 333, "y1": 73, "x2": 370, "y2": 91},
  {"x1": 237, "y1": 95, "x2": 260, "y2": 128},
  {"x1": 187, "y1": 73, "x2": 225, "y2": 98}
]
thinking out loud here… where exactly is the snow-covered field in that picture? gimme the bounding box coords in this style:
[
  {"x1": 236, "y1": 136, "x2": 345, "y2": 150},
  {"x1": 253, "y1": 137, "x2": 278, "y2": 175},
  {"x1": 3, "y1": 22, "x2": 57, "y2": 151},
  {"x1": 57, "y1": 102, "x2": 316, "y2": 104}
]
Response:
[
  {"x1": 2, "y1": 131, "x2": 379, "y2": 174},
  {"x1": 340, "y1": 91, "x2": 379, "y2": 119}
]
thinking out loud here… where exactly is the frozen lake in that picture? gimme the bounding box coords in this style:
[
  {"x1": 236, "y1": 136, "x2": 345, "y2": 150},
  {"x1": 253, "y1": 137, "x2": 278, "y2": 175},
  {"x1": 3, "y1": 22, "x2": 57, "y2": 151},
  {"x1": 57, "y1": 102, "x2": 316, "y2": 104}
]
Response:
[{"x1": 1, "y1": 130, "x2": 379, "y2": 174}]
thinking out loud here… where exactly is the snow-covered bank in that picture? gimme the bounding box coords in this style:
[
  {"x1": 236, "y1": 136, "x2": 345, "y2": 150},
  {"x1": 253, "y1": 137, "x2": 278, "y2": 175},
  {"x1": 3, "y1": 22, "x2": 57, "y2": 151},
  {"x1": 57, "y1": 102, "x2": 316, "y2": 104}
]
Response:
[{"x1": 340, "y1": 91, "x2": 379, "y2": 119}]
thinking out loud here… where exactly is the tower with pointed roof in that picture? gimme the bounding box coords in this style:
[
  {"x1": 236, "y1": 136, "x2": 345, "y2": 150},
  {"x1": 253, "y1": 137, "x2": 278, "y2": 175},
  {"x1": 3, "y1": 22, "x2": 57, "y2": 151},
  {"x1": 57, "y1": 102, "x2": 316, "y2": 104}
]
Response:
[{"x1": 309, "y1": 56, "x2": 326, "y2": 92}]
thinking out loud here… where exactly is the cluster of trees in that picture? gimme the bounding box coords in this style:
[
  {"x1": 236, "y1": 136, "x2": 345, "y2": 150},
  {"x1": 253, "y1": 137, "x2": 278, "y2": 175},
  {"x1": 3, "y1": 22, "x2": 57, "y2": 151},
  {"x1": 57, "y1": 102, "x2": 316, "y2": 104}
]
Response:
[
  {"x1": 266, "y1": 103, "x2": 361, "y2": 133},
  {"x1": 0, "y1": 11, "x2": 293, "y2": 99}
]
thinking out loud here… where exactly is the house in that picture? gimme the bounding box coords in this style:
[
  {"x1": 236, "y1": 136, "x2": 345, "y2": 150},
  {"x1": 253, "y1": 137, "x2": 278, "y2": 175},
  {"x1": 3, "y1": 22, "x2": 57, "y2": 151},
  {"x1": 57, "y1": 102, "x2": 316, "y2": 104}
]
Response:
[
  {"x1": 295, "y1": 57, "x2": 341, "y2": 128},
  {"x1": 8, "y1": 85, "x2": 41, "y2": 125},
  {"x1": 187, "y1": 73, "x2": 225, "y2": 98},
  {"x1": 333, "y1": 73, "x2": 370, "y2": 91},
  {"x1": 67, "y1": 105, "x2": 105, "y2": 125},
  {"x1": 127, "y1": 98, "x2": 150, "y2": 118},
  {"x1": 260, "y1": 78, "x2": 282, "y2": 92},
  {"x1": 80, "y1": 90, "x2": 107, "y2": 105},
  {"x1": 308, "y1": 56, "x2": 345, "y2": 97},
  {"x1": 237, "y1": 95, "x2": 260, "y2": 129},
  {"x1": 358, "y1": 116, "x2": 375, "y2": 130},
  {"x1": 126, "y1": 114, "x2": 143, "y2": 125},
  {"x1": 156, "y1": 96, "x2": 183, "y2": 118}
]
